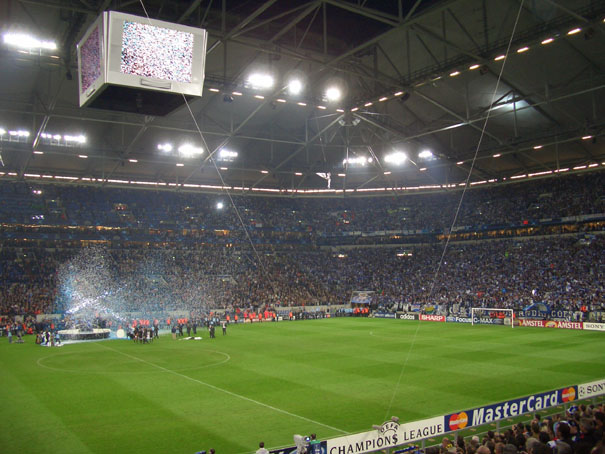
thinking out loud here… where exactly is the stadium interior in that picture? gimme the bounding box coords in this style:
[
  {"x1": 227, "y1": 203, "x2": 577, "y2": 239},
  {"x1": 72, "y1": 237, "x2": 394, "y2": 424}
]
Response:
[{"x1": 1, "y1": 0, "x2": 605, "y2": 453}]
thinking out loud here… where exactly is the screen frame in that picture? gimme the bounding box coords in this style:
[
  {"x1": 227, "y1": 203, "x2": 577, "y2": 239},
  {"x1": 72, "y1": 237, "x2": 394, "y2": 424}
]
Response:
[
  {"x1": 105, "y1": 11, "x2": 207, "y2": 97},
  {"x1": 76, "y1": 12, "x2": 107, "y2": 107}
]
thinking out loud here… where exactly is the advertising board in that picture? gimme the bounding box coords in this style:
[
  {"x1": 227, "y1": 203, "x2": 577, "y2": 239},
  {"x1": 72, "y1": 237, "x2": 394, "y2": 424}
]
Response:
[
  {"x1": 419, "y1": 314, "x2": 445, "y2": 322},
  {"x1": 444, "y1": 386, "x2": 577, "y2": 431},
  {"x1": 326, "y1": 417, "x2": 444, "y2": 454}
]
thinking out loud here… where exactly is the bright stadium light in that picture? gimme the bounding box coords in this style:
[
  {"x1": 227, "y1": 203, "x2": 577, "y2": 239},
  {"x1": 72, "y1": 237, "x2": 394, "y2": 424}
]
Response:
[
  {"x1": 216, "y1": 202, "x2": 224, "y2": 210},
  {"x1": 3, "y1": 32, "x2": 57, "y2": 50},
  {"x1": 9, "y1": 129, "x2": 30, "y2": 137},
  {"x1": 384, "y1": 151, "x2": 407, "y2": 165},
  {"x1": 326, "y1": 86, "x2": 342, "y2": 102},
  {"x1": 218, "y1": 149, "x2": 238, "y2": 161},
  {"x1": 157, "y1": 143, "x2": 173, "y2": 152},
  {"x1": 288, "y1": 79, "x2": 303, "y2": 95},
  {"x1": 178, "y1": 144, "x2": 204, "y2": 157},
  {"x1": 248, "y1": 72, "x2": 274, "y2": 89},
  {"x1": 418, "y1": 149, "x2": 433, "y2": 159},
  {"x1": 343, "y1": 156, "x2": 372, "y2": 166},
  {"x1": 64, "y1": 134, "x2": 86, "y2": 144}
]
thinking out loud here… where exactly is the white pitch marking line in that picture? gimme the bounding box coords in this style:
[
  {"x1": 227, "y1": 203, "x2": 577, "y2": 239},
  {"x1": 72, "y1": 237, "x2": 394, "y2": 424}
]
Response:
[{"x1": 99, "y1": 343, "x2": 348, "y2": 434}]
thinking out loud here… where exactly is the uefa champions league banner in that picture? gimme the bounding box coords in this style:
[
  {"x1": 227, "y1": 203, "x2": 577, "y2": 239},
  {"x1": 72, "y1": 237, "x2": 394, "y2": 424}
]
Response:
[
  {"x1": 444, "y1": 386, "x2": 577, "y2": 431},
  {"x1": 325, "y1": 416, "x2": 445, "y2": 454}
]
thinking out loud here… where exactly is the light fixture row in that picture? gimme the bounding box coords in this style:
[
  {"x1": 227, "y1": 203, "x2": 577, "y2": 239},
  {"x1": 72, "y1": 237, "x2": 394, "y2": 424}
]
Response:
[
  {"x1": 7, "y1": 161, "x2": 605, "y2": 196},
  {"x1": 204, "y1": 20, "x2": 603, "y2": 116}
]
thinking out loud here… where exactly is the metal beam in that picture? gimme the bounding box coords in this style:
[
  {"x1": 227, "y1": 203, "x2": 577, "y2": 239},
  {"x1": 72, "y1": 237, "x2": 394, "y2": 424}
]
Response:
[
  {"x1": 540, "y1": 0, "x2": 589, "y2": 23},
  {"x1": 251, "y1": 115, "x2": 344, "y2": 187},
  {"x1": 207, "y1": 0, "x2": 280, "y2": 54},
  {"x1": 268, "y1": 1, "x2": 320, "y2": 43},
  {"x1": 177, "y1": 0, "x2": 205, "y2": 23},
  {"x1": 322, "y1": 0, "x2": 399, "y2": 27}
]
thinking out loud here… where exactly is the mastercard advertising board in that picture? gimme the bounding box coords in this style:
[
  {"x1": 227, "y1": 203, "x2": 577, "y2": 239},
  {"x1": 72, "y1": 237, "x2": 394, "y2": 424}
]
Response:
[{"x1": 444, "y1": 386, "x2": 577, "y2": 431}]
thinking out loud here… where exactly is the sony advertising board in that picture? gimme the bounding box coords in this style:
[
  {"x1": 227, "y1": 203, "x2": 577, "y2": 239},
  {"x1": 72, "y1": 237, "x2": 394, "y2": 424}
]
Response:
[
  {"x1": 578, "y1": 379, "x2": 605, "y2": 399},
  {"x1": 583, "y1": 322, "x2": 605, "y2": 331},
  {"x1": 326, "y1": 417, "x2": 444, "y2": 454},
  {"x1": 444, "y1": 386, "x2": 577, "y2": 431}
]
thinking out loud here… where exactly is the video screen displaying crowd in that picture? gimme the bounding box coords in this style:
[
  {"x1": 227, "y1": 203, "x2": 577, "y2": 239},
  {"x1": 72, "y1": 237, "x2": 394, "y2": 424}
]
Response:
[{"x1": 0, "y1": 170, "x2": 603, "y2": 321}]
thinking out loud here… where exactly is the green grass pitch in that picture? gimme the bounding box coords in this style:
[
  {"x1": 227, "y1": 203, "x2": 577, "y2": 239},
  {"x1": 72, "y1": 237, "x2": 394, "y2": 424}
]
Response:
[{"x1": 1, "y1": 318, "x2": 604, "y2": 454}]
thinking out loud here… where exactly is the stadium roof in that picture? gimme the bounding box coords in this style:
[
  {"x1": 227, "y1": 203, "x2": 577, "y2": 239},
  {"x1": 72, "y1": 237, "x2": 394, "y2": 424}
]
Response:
[{"x1": 1, "y1": 0, "x2": 604, "y2": 193}]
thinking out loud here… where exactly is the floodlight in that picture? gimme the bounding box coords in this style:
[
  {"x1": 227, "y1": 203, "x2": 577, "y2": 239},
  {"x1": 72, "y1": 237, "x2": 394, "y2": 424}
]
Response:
[
  {"x1": 326, "y1": 86, "x2": 342, "y2": 102},
  {"x1": 288, "y1": 79, "x2": 303, "y2": 95},
  {"x1": 0, "y1": 128, "x2": 6, "y2": 135},
  {"x1": 418, "y1": 150, "x2": 433, "y2": 159},
  {"x1": 343, "y1": 156, "x2": 371, "y2": 166},
  {"x1": 248, "y1": 72, "x2": 274, "y2": 89},
  {"x1": 541, "y1": 38, "x2": 554, "y2": 44},
  {"x1": 384, "y1": 151, "x2": 407, "y2": 165},
  {"x1": 517, "y1": 46, "x2": 529, "y2": 53},
  {"x1": 567, "y1": 28, "x2": 581, "y2": 35},
  {"x1": 469, "y1": 64, "x2": 480, "y2": 70},
  {"x1": 219, "y1": 149, "x2": 238, "y2": 160},
  {"x1": 157, "y1": 143, "x2": 173, "y2": 152},
  {"x1": 65, "y1": 134, "x2": 86, "y2": 144},
  {"x1": 178, "y1": 144, "x2": 203, "y2": 157},
  {"x1": 494, "y1": 55, "x2": 505, "y2": 61},
  {"x1": 8, "y1": 130, "x2": 30, "y2": 137},
  {"x1": 216, "y1": 202, "x2": 224, "y2": 210},
  {"x1": 3, "y1": 33, "x2": 57, "y2": 50}
]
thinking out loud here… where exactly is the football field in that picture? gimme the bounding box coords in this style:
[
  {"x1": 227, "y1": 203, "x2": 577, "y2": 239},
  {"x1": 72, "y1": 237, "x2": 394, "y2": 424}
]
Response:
[{"x1": 1, "y1": 318, "x2": 604, "y2": 454}]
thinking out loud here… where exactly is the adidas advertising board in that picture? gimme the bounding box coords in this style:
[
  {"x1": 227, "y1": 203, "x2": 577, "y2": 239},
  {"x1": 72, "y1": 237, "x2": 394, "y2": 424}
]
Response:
[{"x1": 397, "y1": 312, "x2": 418, "y2": 321}]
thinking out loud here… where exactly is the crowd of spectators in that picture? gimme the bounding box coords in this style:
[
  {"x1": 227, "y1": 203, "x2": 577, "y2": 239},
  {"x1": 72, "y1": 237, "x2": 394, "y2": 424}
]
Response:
[
  {"x1": 0, "y1": 171, "x2": 603, "y2": 243},
  {"x1": 436, "y1": 404, "x2": 604, "y2": 454},
  {"x1": 0, "y1": 170, "x2": 603, "y2": 319},
  {"x1": 0, "y1": 235, "x2": 603, "y2": 319}
]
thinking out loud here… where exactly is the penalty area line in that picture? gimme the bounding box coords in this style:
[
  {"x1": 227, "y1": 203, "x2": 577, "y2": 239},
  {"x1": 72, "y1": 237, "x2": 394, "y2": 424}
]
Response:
[{"x1": 98, "y1": 343, "x2": 348, "y2": 435}]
